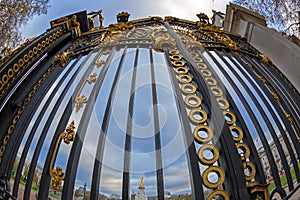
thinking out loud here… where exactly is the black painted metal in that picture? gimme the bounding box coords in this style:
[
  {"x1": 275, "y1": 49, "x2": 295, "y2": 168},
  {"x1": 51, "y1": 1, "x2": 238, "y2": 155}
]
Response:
[
  {"x1": 37, "y1": 99, "x2": 73, "y2": 200},
  {"x1": 165, "y1": 22, "x2": 250, "y2": 199},
  {"x1": 205, "y1": 50, "x2": 283, "y2": 191},
  {"x1": 89, "y1": 46, "x2": 118, "y2": 199},
  {"x1": 226, "y1": 49, "x2": 300, "y2": 182},
  {"x1": 63, "y1": 47, "x2": 121, "y2": 200},
  {"x1": 0, "y1": 15, "x2": 300, "y2": 200},
  {"x1": 163, "y1": 49, "x2": 205, "y2": 200},
  {"x1": 149, "y1": 49, "x2": 164, "y2": 200},
  {"x1": 121, "y1": 48, "x2": 139, "y2": 200},
  {"x1": 1, "y1": 54, "x2": 63, "y2": 175},
  {"x1": 37, "y1": 52, "x2": 95, "y2": 199},
  {"x1": 214, "y1": 49, "x2": 295, "y2": 191},
  {"x1": 22, "y1": 56, "x2": 85, "y2": 200},
  {"x1": 193, "y1": 48, "x2": 266, "y2": 184},
  {"x1": 243, "y1": 54, "x2": 300, "y2": 132},
  {"x1": 12, "y1": 56, "x2": 80, "y2": 198}
]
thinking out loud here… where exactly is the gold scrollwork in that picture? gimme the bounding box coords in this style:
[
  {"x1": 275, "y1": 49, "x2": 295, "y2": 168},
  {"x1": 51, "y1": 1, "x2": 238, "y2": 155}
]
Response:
[
  {"x1": 95, "y1": 59, "x2": 105, "y2": 68},
  {"x1": 52, "y1": 51, "x2": 74, "y2": 67},
  {"x1": 214, "y1": 33, "x2": 239, "y2": 51},
  {"x1": 50, "y1": 166, "x2": 65, "y2": 194},
  {"x1": 153, "y1": 33, "x2": 176, "y2": 52},
  {"x1": 50, "y1": 121, "x2": 76, "y2": 193},
  {"x1": 258, "y1": 53, "x2": 271, "y2": 65},
  {"x1": 75, "y1": 73, "x2": 98, "y2": 112},
  {"x1": 75, "y1": 95, "x2": 88, "y2": 112},
  {"x1": 202, "y1": 166, "x2": 225, "y2": 188},
  {"x1": 256, "y1": 75, "x2": 266, "y2": 84},
  {"x1": 87, "y1": 73, "x2": 97, "y2": 84}
]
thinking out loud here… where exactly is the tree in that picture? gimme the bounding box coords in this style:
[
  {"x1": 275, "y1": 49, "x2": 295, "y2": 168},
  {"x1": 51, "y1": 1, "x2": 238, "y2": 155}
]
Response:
[
  {"x1": 233, "y1": 0, "x2": 300, "y2": 37},
  {"x1": 0, "y1": 0, "x2": 50, "y2": 59}
]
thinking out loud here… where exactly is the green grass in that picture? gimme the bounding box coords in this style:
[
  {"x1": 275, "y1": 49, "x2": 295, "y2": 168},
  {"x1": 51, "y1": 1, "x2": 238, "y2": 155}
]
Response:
[
  {"x1": 10, "y1": 173, "x2": 39, "y2": 191},
  {"x1": 268, "y1": 167, "x2": 297, "y2": 191}
]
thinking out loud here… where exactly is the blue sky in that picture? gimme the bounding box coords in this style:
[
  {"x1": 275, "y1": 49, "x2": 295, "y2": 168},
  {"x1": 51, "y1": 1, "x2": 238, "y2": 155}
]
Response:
[{"x1": 21, "y1": 0, "x2": 231, "y2": 39}]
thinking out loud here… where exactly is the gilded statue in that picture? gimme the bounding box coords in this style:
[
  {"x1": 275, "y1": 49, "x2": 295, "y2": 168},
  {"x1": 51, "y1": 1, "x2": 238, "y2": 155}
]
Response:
[{"x1": 139, "y1": 177, "x2": 145, "y2": 188}]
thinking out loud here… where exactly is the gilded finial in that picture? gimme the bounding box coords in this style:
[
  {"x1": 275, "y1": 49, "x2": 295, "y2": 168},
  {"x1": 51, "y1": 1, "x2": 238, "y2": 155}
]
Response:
[{"x1": 139, "y1": 177, "x2": 145, "y2": 189}]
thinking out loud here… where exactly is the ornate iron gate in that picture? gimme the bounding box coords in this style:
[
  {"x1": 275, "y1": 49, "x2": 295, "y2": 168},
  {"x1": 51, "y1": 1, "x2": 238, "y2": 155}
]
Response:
[{"x1": 0, "y1": 10, "x2": 300, "y2": 200}]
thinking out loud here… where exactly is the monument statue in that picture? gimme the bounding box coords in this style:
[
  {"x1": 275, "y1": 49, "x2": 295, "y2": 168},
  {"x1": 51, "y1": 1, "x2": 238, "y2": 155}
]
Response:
[
  {"x1": 136, "y1": 177, "x2": 147, "y2": 200},
  {"x1": 139, "y1": 177, "x2": 144, "y2": 189}
]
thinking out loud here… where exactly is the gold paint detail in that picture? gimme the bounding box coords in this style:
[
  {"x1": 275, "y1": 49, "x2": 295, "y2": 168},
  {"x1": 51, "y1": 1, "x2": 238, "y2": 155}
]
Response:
[
  {"x1": 202, "y1": 166, "x2": 225, "y2": 188},
  {"x1": 213, "y1": 32, "x2": 239, "y2": 51},
  {"x1": 198, "y1": 144, "x2": 219, "y2": 165},
  {"x1": 229, "y1": 126, "x2": 244, "y2": 142},
  {"x1": 189, "y1": 109, "x2": 207, "y2": 124},
  {"x1": 75, "y1": 73, "x2": 98, "y2": 112},
  {"x1": 52, "y1": 51, "x2": 74, "y2": 67},
  {"x1": 87, "y1": 73, "x2": 97, "y2": 84},
  {"x1": 184, "y1": 94, "x2": 202, "y2": 108},
  {"x1": 139, "y1": 177, "x2": 145, "y2": 189},
  {"x1": 236, "y1": 142, "x2": 251, "y2": 160},
  {"x1": 50, "y1": 121, "x2": 76, "y2": 193},
  {"x1": 193, "y1": 125, "x2": 213, "y2": 144},
  {"x1": 271, "y1": 91, "x2": 281, "y2": 105},
  {"x1": 258, "y1": 53, "x2": 271, "y2": 65},
  {"x1": 153, "y1": 33, "x2": 176, "y2": 52},
  {"x1": 207, "y1": 190, "x2": 230, "y2": 200},
  {"x1": 216, "y1": 97, "x2": 230, "y2": 110},
  {"x1": 0, "y1": 62, "x2": 56, "y2": 163},
  {"x1": 178, "y1": 74, "x2": 192, "y2": 83},
  {"x1": 0, "y1": 30, "x2": 63, "y2": 98},
  {"x1": 243, "y1": 161, "x2": 256, "y2": 181},
  {"x1": 75, "y1": 95, "x2": 88, "y2": 112},
  {"x1": 257, "y1": 75, "x2": 266, "y2": 84},
  {"x1": 175, "y1": 67, "x2": 189, "y2": 74},
  {"x1": 50, "y1": 166, "x2": 65, "y2": 194},
  {"x1": 284, "y1": 111, "x2": 294, "y2": 125},
  {"x1": 211, "y1": 86, "x2": 223, "y2": 97},
  {"x1": 248, "y1": 183, "x2": 270, "y2": 200},
  {"x1": 181, "y1": 83, "x2": 197, "y2": 94},
  {"x1": 223, "y1": 111, "x2": 236, "y2": 125},
  {"x1": 171, "y1": 60, "x2": 186, "y2": 67},
  {"x1": 95, "y1": 59, "x2": 105, "y2": 68}
]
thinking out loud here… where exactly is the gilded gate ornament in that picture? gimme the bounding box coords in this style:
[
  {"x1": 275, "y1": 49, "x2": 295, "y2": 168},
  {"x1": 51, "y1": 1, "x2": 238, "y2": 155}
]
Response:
[
  {"x1": 50, "y1": 121, "x2": 76, "y2": 193},
  {"x1": 75, "y1": 73, "x2": 98, "y2": 111},
  {"x1": 52, "y1": 51, "x2": 74, "y2": 67},
  {"x1": 258, "y1": 53, "x2": 272, "y2": 65}
]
